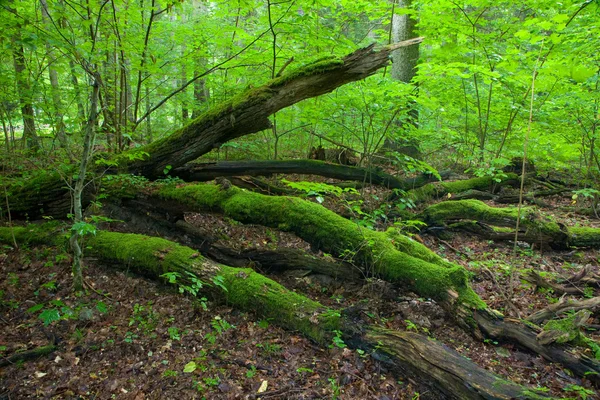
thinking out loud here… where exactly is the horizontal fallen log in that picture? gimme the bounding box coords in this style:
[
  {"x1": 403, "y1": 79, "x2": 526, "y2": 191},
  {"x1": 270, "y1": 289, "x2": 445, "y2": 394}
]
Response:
[
  {"x1": 407, "y1": 174, "x2": 519, "y2": 203},
  {"x1": 0, "y1": 224, "x2": 551, "y2": 399},
  {"x1": 0, "y1": 344, "x2": 57, "y2": 368},
  {"x1": 420, "y1": 199, "x2": 600, "y2": 249},
  {"x1": 172, "y1": 160, "x2": 413, "y2": 190}
]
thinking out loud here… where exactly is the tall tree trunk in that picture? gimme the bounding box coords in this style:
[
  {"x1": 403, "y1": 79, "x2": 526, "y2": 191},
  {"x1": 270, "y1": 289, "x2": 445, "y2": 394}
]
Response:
[
  {"x1": 70, "y1": 76, "x2": 100, "y2": 291},
  {"x1": 40, "y1": 0, "x2": 68, "y2": 149},
  {"x1": 391, "y1": 0, "x2": 419, "y2": 84},
  {"x1": 11, "y1": 32, "x2": 40, "y2": 151}
]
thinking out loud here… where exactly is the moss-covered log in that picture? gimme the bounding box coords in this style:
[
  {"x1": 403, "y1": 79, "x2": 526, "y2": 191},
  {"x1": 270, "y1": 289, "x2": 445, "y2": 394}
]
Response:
[
  {"x1": 407, "y1": 174, "x2": 519, "y2": 203},
  {"x1": 0, "y1": 224, "x2": 551, "y2": 399},
  {"x1": 172, "y1": 160, "x2": 413, "y2": 190},
  {"x1": 420, "y1": 199, "x2": 600, "y2": 249},
  {"x1": 154, "y1": 182, "x2": 485, "y2": 309},
  {"x1": 0, "y1": 344, "x2": 57, "y2": 368},
  {"x1": 102, "y1": 201, "x2": 362, "y2": 280}
]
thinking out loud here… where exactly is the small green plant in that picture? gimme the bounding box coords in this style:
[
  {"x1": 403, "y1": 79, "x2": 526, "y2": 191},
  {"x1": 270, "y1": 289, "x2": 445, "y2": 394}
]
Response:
[
  {"x1": 124, "y1": 331, "x2": 139, "y2": 343},
  {"x1": 296, "y1": 367, "x2": 314, "y2": 374},
  {"x1": 168, "y1": 326, "x2": 181, "y2": 341},
  {"x1": 405, "y1": 319, "x2": 419, "y2": 332},
  {"x1": 257, "y1": 319, "x2": 270, "y2": 329},
  {"x1": 328, "y1": 377, "x2": 341, "y2": 399},
  {"x1": 330, "y1": 330, "x2": 347, "y2": 349},
  {"x1": 256, "y1": 342, "x2": 282, "y2": 356},
  {"x1": 129, "y1": 302, "x2": 158, "y2": 336},
  {"x1": 163, "y1": 369, "x2": 178, "y2": 377},
  {"x1": 563, "y1": 384, "x2": 595, "y2": 400},
  {"x1": 8, "y1": 272, "x2": 19, "y2": 286},
  {"x1": 246, "y1": 365, "x2": 257, "y2": 378}
]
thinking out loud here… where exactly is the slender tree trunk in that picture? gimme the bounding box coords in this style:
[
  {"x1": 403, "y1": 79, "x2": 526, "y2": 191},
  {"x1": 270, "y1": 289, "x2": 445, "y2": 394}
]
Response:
[
  {"x1": 40, "y1": 0, "x2": 68, "y2": 149},
  {"x1": 70, "y1": 76, "x2": 100, "y2": 291},
  {"x1": 69, "y1": 60, "x2": 87, "y2": 128},
  {"x1": 11, "y1": 34, "x2": 40, "y2": 151},
  {"x1": 181, "y1": 46, "x2": 189, "y2": 122}
]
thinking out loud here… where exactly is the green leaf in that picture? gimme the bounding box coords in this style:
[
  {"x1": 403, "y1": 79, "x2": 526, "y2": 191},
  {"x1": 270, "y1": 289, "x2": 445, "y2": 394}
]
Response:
[
  {"x1": 39, "y1": 309, "x2": 61, "y2": 326},
  {"x1": 183, "y1": 361, "x2": 197, "y2": 373},
  {"x1": 27, "y1": 303, "x2": 44, "y2": 313}
]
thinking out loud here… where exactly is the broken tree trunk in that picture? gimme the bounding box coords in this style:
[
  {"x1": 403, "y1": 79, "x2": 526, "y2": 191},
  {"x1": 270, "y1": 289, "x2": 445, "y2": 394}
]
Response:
[
  {"x1": 117, "y1": 38, "x2": 424, "y2": 178},
  {"x1": 0, "y1": 224, "x2": 551, "y2": 399},
  {"x1": 420, "y1": 199, "x2": 600, "y2": 249},
  {"x1": 172, "y1": 160, "x2": 413, "y2": 190}
]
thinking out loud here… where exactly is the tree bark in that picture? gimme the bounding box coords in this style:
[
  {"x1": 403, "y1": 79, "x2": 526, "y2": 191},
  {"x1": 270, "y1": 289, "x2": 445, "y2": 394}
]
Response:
[
  {"x1": 173, "y1": 160, "x2": 418, "y2": 190},
  {"x1": 11, "y1": 31, "x2": 40, "y2": 151}
]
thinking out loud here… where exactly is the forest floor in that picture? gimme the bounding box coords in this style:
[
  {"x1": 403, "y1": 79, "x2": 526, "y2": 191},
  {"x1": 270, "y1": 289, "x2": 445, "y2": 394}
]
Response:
[{"x1": 1, "y1": 175, "x2": 599, "y2": 399}]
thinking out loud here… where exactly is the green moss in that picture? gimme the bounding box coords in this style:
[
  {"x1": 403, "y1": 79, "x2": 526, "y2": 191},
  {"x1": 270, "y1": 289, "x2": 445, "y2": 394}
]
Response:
[
  {"x1": 569, "y1": 226, "x2": 600, "y2": 247},
  {"x1": 0, "y1": 225, "x2": 340, "y2": 344},
  {"x1": 158, "y1": 183, "x2": 487, "y2": 308},
  {"x1": 541, "y1": 311, "x2": 589, "y2": 344},
  {"x1": 385, "y1": 227, "x2": 454, "y2": 268},
  {"x1": 409, "y1": 174, "x2": 517, "y2": 203},
  {"x1": 270, "y1": 58, "x2": 345, "y2": 87}
]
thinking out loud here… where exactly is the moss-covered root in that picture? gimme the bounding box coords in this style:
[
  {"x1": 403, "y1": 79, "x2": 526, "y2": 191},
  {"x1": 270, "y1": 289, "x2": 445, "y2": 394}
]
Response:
[
  {"x1": 364, "y1": 327, "x2": 551, "y2": 400},
  {"x1": 157, "y1": 183, "x2": 486, "y2": 310},
  {"x1": 408, "y1": 174, "x2": 518, "y2": 204},
  {"x1": 420, "y1": 199, "x2": 570, "y2": 248}
]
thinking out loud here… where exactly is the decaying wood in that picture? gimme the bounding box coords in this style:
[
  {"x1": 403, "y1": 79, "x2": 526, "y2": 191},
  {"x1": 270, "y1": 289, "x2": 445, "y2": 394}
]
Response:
[
  {"x1": 527, "y1": 296, "x2": 600, "y2": 325},
  {"x1": 0, "y1": 344, "x2": 57, "y2": 367},
  {"x1": 523, "y1": 269, "x2": 585, "y2": 296},
  {"x1": 474, "y1": 309, "x2": 600, "y2": 386},
  {"x1": 122, "y1": 38, "x2": 424, "y2": 178},
  {"x1": 173, "y1": 160, "x2": 413, "y2": 190}
]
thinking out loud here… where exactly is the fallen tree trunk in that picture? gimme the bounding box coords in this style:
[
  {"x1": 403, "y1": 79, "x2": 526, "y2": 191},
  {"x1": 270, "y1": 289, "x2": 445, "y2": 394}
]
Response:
[
  {"x1": 173, "y1": 160, "x2": 412, "y2": 190},
  {"x1": 420, "y1": 199, "x2": 600, "y2": 249},
  {"x1": 407, "y1": 174, "x2": 519, "y2": 203},
  {"x1": 152, "y1": 182, "x2": 484, "y2": 308},
  {"x1": 0, "y1": 224, "x2": 551, "y2": 399},
  {"x1": 140, "y1": 182, "x2": 600, "y2": 382},
  {"x1": 102, "y1": 201, "x2": 362, "y2": 280}
]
